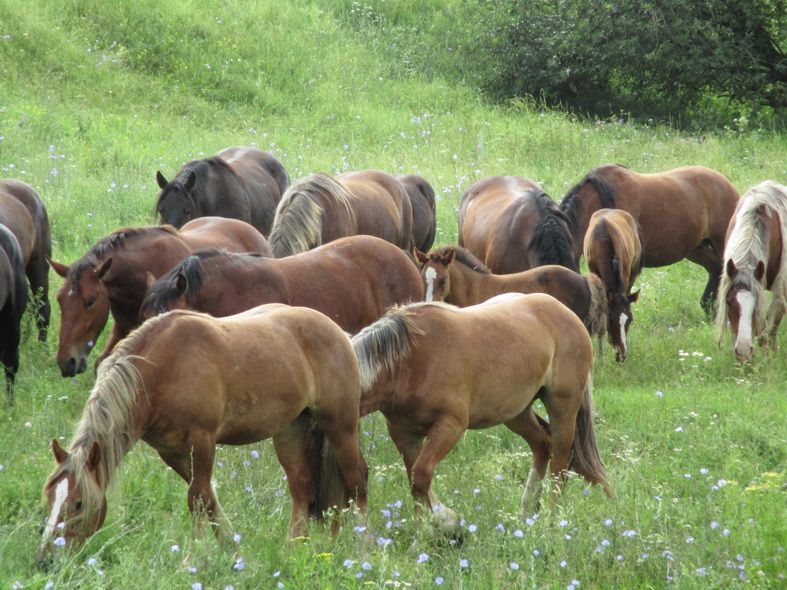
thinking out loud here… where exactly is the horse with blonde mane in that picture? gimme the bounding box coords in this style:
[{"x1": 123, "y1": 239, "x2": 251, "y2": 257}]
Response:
[
  {"x1": 39, "y1": 304, "x2": 368, "y2": 563},
  {"x1": 716, "y1": 180, "x2": 787, "y2": 362},
  {"x1": 352, "y1": 293, "x2": 611, "y2": 536}
]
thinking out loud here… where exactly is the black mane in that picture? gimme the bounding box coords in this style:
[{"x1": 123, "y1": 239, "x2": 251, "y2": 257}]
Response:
[
  {"x1": 559, "y1": 170, "x2": 618, "y2": 238},
  {"x1": 529, "y1": 190, "x2": 578, "y2": 271}
]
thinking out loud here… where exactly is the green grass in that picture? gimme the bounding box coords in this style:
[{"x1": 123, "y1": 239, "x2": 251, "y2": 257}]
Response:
[{"x1": 0, "y1": 1, "x2": 785, "y2": 588}]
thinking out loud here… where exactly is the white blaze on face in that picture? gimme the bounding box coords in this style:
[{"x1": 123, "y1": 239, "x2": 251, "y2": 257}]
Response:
[
  {"x1": 424, "y1": 267, "x2": 437, "y2": 302},
  {"x1": 734, "y1": 290, "x2": 755, "y2": 353},
  {"x1": 619, "y1": 312, "x2": 628, "y2": 354},
  {"x1": 42, "y1": 478, "x2": 69, "y2": 544}
]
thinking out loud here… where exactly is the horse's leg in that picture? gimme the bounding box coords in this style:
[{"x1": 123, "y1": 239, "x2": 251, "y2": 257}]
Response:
[
  {"x1": 272, "y1": 417, "x2": 315, "y2": 540},
  {"x1": 540, "y1": 399, "x2": 579, "y2": 506},
  {"x1": 760, "y1": 296, "x2": 786, "y2": 349},
  {"x1": 318, "y1": 410, "x2": 369, "y2": 516},
  {"x1": 687, "y1": 240, "x2": 723, "y2": 317},
  {"x1": 597, "y1": 333, "x2": 604, "y2": 359},
  {"x1": 26, "y1": 250, "x2": 51, "y2": 341},
  {"x1": 1, "y1": 312, "x2": 20, "y2": 404},
  {"x1": 504, "y1": 406, "x2": 552, "y2": 518}
]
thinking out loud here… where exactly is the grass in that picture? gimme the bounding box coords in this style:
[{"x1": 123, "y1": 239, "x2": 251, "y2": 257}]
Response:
[{"x1": 0, "y1": 0, "x2": 785, "y2": 588}]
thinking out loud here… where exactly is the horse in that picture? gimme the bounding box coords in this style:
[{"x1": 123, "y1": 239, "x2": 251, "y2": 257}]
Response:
[
  {"x1": 352, "y1": 293, "x2": 612, "y2": 536},
  {"x1": 39, "y1": 304, "x2": 368, "y2": 564},
  {"x1": 583, "y1": 209, "x2": 642, "y2": 362},
  {"x1": 716, "y1": 181, "x2": 787, "y2": 362},
  {"x1": 0, "y1": 179, "x2": 52, "y2": 340},
  {"x1": 458, "y1": 176, "x2": 577, "y2": 274},
  {"x1": 560, "y1": 164, "x2": 738, "y2": 315},
  {"x1": 48, "y1": 217, "x2": 269, "y2": 377},
  {"x1": 0, "y1": 224, "x2": 27, "y2": 403},
  {"x1": 268, "y1": 170, "x2": 413, "y2": 257},
  {"x1": 397, "y1": 174, "x2": 437, "y2": 252},
  {"x1": 155, "y1": 146, "x2": 289, "y2": 236},
  {"x1": 415, "y1": 246, "x2": 607, "y2": 340},
  {"x1": 140, "y1": 235, "x2": 424, "y2": 333}
]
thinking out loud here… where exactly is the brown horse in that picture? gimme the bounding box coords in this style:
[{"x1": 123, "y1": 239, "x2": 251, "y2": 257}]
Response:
[
  {"x1": 0, "y1": 179, "x2": 52, "y2": 340},
  {"x1": 716, "y1": 181, "x2": 786, "y2": 362},
  {"x1": 584, "y1": 209, "x2": 642, "y2": 362},
  {"x1": 268, "y1": 170, "x2": 413, "y2": 257},
  {"x1": 155, "y1": 146, "x2": 290, "y2": 235},
  {"x1": 140, "y1": 235, "x2": 423, "y2": 332},
  {"x1": 415, "y1": 246, "x2": 607, "y2": 340},
  {"x1": 397, "y1": 174, "x2": 437, "y2": 252},
  {"x1": 458, "y1": 176, "x2": 577, "y2": 274},
  {"x1": 39, "y1": 304, "x2": 368, "y2": 563},
  {"x1": 560, "y1": 164, "x2": 738, "y2": 314},
  {"x1": 49, "y1": 217, "x2": 269, "y2": 377},
  {"x1": 0, "y1": 224, "x2": 27, "y2": 403},
  {"x1": 352, "y1": 293, "x2": 611, "y2": 536}
]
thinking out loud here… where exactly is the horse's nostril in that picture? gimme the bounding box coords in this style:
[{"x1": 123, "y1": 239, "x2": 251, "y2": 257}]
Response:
[{"x1": 77, "y1": 358, "x2": 88, "y2": 374}]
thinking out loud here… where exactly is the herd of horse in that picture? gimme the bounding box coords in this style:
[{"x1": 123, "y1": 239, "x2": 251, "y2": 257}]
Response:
[{"x1": 1, "y1": 147, "x2": 782, "y2": 562}]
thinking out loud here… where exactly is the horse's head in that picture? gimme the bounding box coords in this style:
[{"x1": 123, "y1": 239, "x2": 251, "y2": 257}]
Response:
[
  {"x1": 155, "y1": 170, "x2": 198, "y2": 228},
  {"x1": 607, "y1": 289, "x2": 639, "y2": 362},
  {"x1": 50, "y1": 258, "x2": 112, "y2": 377},
  {"x1": 139, "y1": 269, "x2": 190, "y2": 321},
  {"x1": 723, "y1": 259, "x2": 765, "y2": 363},
  {"x1": 416, "y1": 248, "x2": 454, "y2": 302},
  {"x1": 38, "y1": 439, "x2": 107, "y2": 566}
]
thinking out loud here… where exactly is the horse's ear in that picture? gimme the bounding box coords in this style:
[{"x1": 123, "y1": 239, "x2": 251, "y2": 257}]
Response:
[
  {"x1": 156, "y1": 170, "x2": 169, "y2": 189},
  {"x1": 95, "y1": 258, "x2": 112, "y2": 280},
  {"x1": 754, "y1": 261, "x2": 765, "y2": 281},
  {"x1": 48, "y1": 258, "x2": 70, "y2": 278},
  {"x1": 185, "y1": 171, "x2": 197, "y2": 192},
  {"x1": 414, "y1": 249, "x2": 429, "y2": 265},
  {"x1": 145, "y1": 271, "x2": 156, "y2": 290},
  {"x1": 175, "y1": 272, "x2": 188, "y2": 297},
  {"x1": 86, "y1": 441, "x2": 101, "y2": 472},
  {"x1": 628, "y1": 289, "x2": 641, "y2": 304},
  {"x1": 439, "y1": 248, "x2": 456, "y2": 265},
  {"x1": 726, "y1": 259, "x2": 737, "y2": 278},
  {"x1": 51, "y1": 439, "x2": 69, "y2": 464}
]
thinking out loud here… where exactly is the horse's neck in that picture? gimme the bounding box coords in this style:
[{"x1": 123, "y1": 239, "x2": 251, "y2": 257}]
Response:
[{"x1": 449, "y1": 264, "x2": 503, "y2": 306}]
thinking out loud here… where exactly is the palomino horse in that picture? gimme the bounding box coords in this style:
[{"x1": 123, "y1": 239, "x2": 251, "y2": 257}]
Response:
[
  {"x1": 352, "y1": 293, "x2": 612, "y2": 536},
  {"x1": 268, "y1": 170, "x2": 413, "y2": 257},
  {"x1": 155, "y1": 146, "x2": 290, "y2": 235},
  {"x1": 397, "y1": 174, "x2": 437, "y2": 252},
  {"x1": 560, "y1": 164, "x2": 738, "y2": 314},
  {"x1": 458, "y1": 176, "x2": 577, "y2": 274},
  {"x1": 415, "y1": 246, "x2": 607, "y2": 341},
  {"x1": 0, "y1": 179, "x2": 52, "y2": 340},
  {"x1": 0, "y1": 224, "x2": 27, "y2": 402},
  {"x1": 39, "y1": 304, "x2": 368, "y2": 563},
  {"x1": 584, "y1": 209, "x2": 642, "y2": 361},
  {"x1": 716, "y1": 181, "x2": 787, "y2": 362},
  {"x1": 140, "y1": 235, "x2": 423, "y2": 333},
  {"x1": 49, "y1": 217, "x2": 269, "y2": 377}
]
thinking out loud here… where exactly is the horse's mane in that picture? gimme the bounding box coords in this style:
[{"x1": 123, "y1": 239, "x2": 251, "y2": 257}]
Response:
[
  {"x1": 433, "y1": 246, "x2": 491, "y2": 274},
  {"x1": 155, "y1": 157, "x2": 239, "y2": 211},
  {"x1": 269, "y1": 173, "x2": 355, "y2": 257},
  {"x1": 530, "y1": 191, "x2": 578, "y2": 271},
  {"x1": 560, "y1": 170, "x2": 617, "y2": 237}
]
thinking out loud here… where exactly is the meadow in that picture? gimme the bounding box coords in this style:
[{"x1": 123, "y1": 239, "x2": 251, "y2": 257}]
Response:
[{"x1": 0, "y1": 1, "x2": 785, "y2": 588}]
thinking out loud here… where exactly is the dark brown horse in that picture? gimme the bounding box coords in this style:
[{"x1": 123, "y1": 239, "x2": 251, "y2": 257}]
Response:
[
  {"x1": 415, "y1": 246, "x2": 607, "y2": 341},
  {"x1": 155, "y1": 146, "x2": 289, "y2": 236},
  {"x1": 397, "y1": 174, "x2": 437, "y2": 252},
  {"x1": 140, "y1": 235, "x2": 424, "y2": 333},
  {"x1": 268, "y1": 170, "x2": 413, "y2": 257},
  {"x1": 352, "y1": 293, "x2": 611, "y2": 536},
  {"x1": 49, "y1": 217, "x2": 269, "y2": 377},
  {"x1": 458, "y1": 176, "x2": 577, "y2": 274},
  {"x1": 0, "y1": 224, "x2": 27, "y2": 403},
  {"x1": 584, "y1": 209, "x2": 642, "y2": 361},
  {"x1": 39, "y1": 304, "x2": 368, "y2": 562},
  {"x1": 560, "y1": 164, "x2": 738, "y2": 314},
  {"x1": 0, "y1": 179, "x2": 52, "y2": 340}
]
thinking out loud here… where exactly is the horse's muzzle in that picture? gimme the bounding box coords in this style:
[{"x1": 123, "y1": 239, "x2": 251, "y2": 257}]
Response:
[{"x1": 59, "y1": 356, "x2": 87, "y2": 377}]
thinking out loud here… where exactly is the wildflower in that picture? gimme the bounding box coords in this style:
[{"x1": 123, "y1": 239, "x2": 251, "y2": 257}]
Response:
[
  {"x1": 343, "y1": 559, "x2": 353, "y2": 568},
  {"x1": 53, "y1": 537, "x2": 66, "y2": 547},
  {"x1": 273, "y1": 571, "x2": 281, "y2": 578},
  {"x1": 459, "y1": 558, "x2": 469, "y2": 569},
  {"x1": 514, "y1": 529, "x2": 524, "y2": 538},
  {"x1": 353, "y1": 526, "x2": 367, "y2": 534},
  {"x1": 656, "y1": 390, "x2": 664, "y2": 398},
  {"x1": 45, "y1": 583, "x2": 54, "y2": 590},
  {"x1": 582, "y1": 489, "x2": 590, "y2": 497},
  {"x1": 435, "y1": 577, "x2": 444, "y2": 585},
  {"x1": 560, "y1": 560, "x2": 568, "y2": 568},
  {"x1": 604, "y1": 518, "x2": 613, "y2": 526},
  {"x1": 377, "y1": 536, "x2": 392, "y2": 547},
  {"x1": 188, "y1": 566, "x2": 198, "y2": 574},
  {"x1": 356, "y1": 572, "x2": 363, "y2": 580},
  {"x1": 509, "y1": 562, "x2": 520, "y2": 571},
  {"x1": 723, "y1": 528, "x2": 731, "y2": 537},
  {"x1": 601, "y1": 539, "x2": 610, "y2": 547},
  {"x1": 696, "y1": 568, "x2": 706, "y2": 576},
  {"x1": 233, "y1": 533, "x2": 241, "y2": 543},
  {"x1": 685, "y1": 536, "x2": 695, "y2": 544},
  {"x1": 496, "y1": 524, "x2": 505, "y2": 533},
  {"x1": 87, "y1": 557, "x2": 97, "y2": 567},
  {"x1": 473, "y1": 488, "x2": 480, "y2": 495},
  {"x1": 193, "y1": 584, "x2": 202, "y2": 590},
  {"x1": 362, "y1": 562, "x2": 372, "y2": 571},
  {"x1": 170, "y1": 544, "x2": 180, "y2": 553},
  {"x1": 233, "y1": 558, "x2": 245, "y2": 571},
  {"x1": 251, "y1": 450, "x2": 259, "y2": 459},
  {"x1": 675, "y1": 426, "x2": 684, "y2": 433},
  {"x1": 525, "y1": 517, "x2": 535, "y2": 526},
  {"x1": 616, "y1": 554, "x2": 623, "y2": 561},
  {"x1": 559, "y1": 519, "x2": 569, "y2": 528},
  {"x1": 532, "y1": 549, "x2": 540, "y2": 557},
  {"x1": 468, "y1": 524, "x2": 477, "y2": 533},
  {"x1": 717, "y1": 479, "x2": 727, "y2": 488},
  {"x1": 622, "y1": 530, "x2": 637, "y2": 538},
  {"x1": 417, "y1": 553, "x2": 429, "y2": 564},
  {"x1": 495, "y1": 474, "x2": 504, "y2": 481}
]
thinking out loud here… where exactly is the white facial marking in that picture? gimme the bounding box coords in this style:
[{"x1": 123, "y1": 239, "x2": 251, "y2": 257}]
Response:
[
  {"x1": 734, "y1": 290, "x2": 755, "y2": 352},
  {"x1": 43, "y1": 479, "x2": 69, "y2": 543},
  {"x1": 619, "y1": 312, "x2": 628, "y2": 353},
  {"x1": 424, "y1": 267, "x2": 437, "y2": 302}
]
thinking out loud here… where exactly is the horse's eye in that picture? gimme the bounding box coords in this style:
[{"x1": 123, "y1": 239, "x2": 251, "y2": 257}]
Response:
[
  {"x1": 438, "y1": 279, "x2": 446, "y2": 288},
  {"x1": 85, "y1": 298, "x2": 96, "y2": 309},
  {"x1": 74, "y1": 500, "x2": 83, "y2": 512}
]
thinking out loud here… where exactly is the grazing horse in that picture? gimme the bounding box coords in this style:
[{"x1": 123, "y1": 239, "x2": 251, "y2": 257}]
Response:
[
  {"x1": 268, "y1": 170, "x2": 413, "y2": 257},
  {"x1": 155, "y1": 146, "x2": 289, "y2": 235},
  {"x1": 39, "y1": 304, "x2": 368, "y2": 563},
  {"x1": 560, "y1": 164, "x2": 738, "y2": 314},
  {"x1": 0, "y1": 179, "x2": 52, "y2": 340},
  {"x1": 0, "y1": 224, "x2": 27, "y2": 403},
  {"x1": 415, "y1": 246, "x2": 607, "y2": 341},
  {"x1": 140, "y1": 235, "x2": 423, "y2": 333},
  {"x1": 397, "y1": 174, "x2": 437, "y2": 252},
  {"x1": 458, "y1": 176, "x2": 577, "y2": 274},
  {"x1": 584, "y1": 209, "x2": 642, "y2": 361},
  {"x1": 716, "y1": 181, "x2": 787, "y2": 362},
  {"x1": 49, "y1": 217, "x2": 269, "y2": 377},
  {"x1": 352, "y1": 293, "x2": 612, "y2": 536}
]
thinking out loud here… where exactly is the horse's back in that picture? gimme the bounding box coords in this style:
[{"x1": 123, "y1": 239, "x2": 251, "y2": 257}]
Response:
[
  {"x1": 179, "y1": 216, "x2": 270, "y2": 255},
  {"x1": 397, "y1": 174, "x2": 437, "y2": 252},
  {"x1": 0, "y1": 182, "x2": 38, "y2": 263}
]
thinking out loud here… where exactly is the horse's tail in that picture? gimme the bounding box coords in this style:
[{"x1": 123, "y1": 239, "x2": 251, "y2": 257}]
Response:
[
  {"x1": 305, "y1": 426, "x2": 355, "y2": 520},
  {"x1": 351, "y1": 306, "x2": 423, "y2": 393},
  {"x1": 269, "y1": 175, "x2": 328, "y2": 257},
  {"x1": 583, "y1": 272, "x2": 608, "y2": 340},
  {"x1": 530, "y1": 193, "x2": 578, "y2": 271},
  {"x1": 569, "y1": 371, "x2": 613, "y2": 497}
]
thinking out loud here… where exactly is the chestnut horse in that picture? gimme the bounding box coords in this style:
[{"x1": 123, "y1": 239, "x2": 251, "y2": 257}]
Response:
[
  {"x1": 458, "y1": 176, "x2": 577, "y2": 274},
  {"x1": 39, "y1": 304, "x2": 368, "y2": 563},
  {"x1": 397, "y1": 174, "x2": 437, "y2": 252},
  {"x1": 352, "y1": 293, "x2": 611, "y2": 536},
  {"x1": 0, "y1": 224, "x2": 27, "y2": 402},
  {"x1": 155, "y1": 146, "x2": 289, "y2": 235},
  {"x1": 584, "y1": 209, "x2": 642, "y2": 361},
  {"x1": 716, "y1": 181, "x2": 786, "y2": 362},
  {"x1": 49, "y1": 217, "x2": 269, "y2": 377},
  {"x1": 560, "y1": 165, "x2": 738, "y2": 314},
  {"x1": 268, "y1": 170, "x2": 413, "y2": 257},
  {"x1": 415, "y1": 246, "x2": 607, "y2": 341},
  {"x1": 140, "y1": 235, "x2": 423, "y2": 332},
  {"x1": 0, "y1": 179, "x2": 52, "y2": 340}
]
